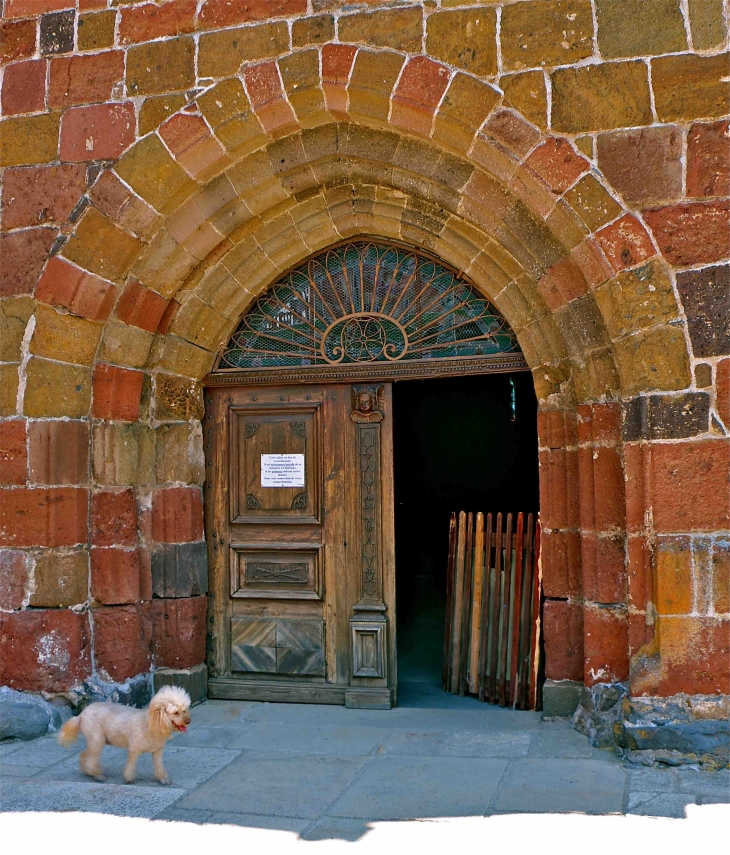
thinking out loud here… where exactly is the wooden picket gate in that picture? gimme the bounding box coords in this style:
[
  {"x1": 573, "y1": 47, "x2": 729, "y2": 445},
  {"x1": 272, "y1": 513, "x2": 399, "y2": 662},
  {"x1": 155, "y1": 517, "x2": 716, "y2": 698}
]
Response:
[{"x1": 443, "y1": 511, "x2": 542, "y2": 710}]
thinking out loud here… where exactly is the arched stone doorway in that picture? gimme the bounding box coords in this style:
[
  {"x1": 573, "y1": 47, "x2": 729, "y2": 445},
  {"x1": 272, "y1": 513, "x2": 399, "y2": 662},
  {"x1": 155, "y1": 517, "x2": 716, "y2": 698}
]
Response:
[{"x1": 203, "y1": 239, "x2": 531, "y2": 708}]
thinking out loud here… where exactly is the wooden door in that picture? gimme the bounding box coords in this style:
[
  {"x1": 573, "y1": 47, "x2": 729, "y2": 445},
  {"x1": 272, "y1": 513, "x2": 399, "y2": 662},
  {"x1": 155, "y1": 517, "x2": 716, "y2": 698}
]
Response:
[{"x1": 205, "y1": 382, "x2": 396, "y2": 708}]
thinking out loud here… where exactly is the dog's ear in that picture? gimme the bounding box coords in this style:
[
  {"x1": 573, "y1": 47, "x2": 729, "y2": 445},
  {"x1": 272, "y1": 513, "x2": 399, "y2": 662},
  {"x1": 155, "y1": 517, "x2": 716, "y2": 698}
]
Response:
[{"x1": 148, "y1": 699, "x2": 171, "y2": 737}]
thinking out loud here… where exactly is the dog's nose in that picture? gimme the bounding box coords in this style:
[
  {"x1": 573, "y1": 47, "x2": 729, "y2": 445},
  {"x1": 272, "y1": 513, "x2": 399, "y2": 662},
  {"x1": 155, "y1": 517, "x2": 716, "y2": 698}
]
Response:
[{"x1": 184, "y1": 715, "x2": 191, "y2": 724}]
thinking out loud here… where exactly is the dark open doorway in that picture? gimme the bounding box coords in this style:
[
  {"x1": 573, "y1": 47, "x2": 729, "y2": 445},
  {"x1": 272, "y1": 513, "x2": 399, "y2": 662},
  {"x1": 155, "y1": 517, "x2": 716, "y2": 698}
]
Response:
[{"x1": 393, "y1": 372, "x2": 539, "y2": 702}]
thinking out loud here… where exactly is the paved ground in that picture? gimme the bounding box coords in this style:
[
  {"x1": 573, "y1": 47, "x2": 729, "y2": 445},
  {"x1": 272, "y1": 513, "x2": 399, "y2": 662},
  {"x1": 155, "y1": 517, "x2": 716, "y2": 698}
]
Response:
[{"x1": 1, "y1": 680, "x2": 728, "y2": 840}]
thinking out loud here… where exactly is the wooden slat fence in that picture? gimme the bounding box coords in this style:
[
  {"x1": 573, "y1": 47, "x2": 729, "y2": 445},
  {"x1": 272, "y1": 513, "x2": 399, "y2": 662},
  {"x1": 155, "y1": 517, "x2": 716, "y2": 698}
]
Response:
[{"x1": 443, "y1": 511, "x2": 541, "y2": 710}]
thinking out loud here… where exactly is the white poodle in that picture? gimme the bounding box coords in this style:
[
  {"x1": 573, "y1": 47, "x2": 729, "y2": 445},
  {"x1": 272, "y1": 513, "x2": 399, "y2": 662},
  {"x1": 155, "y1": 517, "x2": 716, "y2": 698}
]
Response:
[{"x1": 58, "y1": 685, "x2": 191, "y2": 785}]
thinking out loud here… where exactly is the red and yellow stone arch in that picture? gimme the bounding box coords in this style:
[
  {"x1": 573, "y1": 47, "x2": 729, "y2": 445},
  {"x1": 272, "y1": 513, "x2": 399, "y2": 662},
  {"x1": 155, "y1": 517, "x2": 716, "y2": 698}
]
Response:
[{"x1": 1, "y1": 32, "x2": 727, "y2": 703}]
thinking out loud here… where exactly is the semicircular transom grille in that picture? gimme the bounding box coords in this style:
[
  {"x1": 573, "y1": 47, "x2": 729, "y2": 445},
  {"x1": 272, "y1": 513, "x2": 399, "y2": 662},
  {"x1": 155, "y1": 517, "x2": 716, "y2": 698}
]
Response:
[{"x1": 217, "y1": 241, "x2": 521, "y2": 370}]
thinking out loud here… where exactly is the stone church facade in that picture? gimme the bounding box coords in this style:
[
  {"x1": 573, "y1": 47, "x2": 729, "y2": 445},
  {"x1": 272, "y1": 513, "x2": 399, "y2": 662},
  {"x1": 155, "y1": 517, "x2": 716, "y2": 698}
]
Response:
[{"x1": 0, "y1": 1, "x2": 728, "y2": 763}]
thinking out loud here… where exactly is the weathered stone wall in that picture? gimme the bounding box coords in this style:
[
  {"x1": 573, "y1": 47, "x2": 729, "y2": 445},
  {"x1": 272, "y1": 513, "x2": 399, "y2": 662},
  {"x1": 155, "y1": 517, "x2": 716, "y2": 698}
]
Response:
[{"x1": 0, "y1": 1, "x2": 728, "y2": 715}]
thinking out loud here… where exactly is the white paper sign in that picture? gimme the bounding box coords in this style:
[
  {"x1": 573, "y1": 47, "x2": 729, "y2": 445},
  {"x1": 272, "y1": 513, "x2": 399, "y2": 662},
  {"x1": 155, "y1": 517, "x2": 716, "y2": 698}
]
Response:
[{"x1": 261, "y1": 454, "x2": 305, "y2": 488}]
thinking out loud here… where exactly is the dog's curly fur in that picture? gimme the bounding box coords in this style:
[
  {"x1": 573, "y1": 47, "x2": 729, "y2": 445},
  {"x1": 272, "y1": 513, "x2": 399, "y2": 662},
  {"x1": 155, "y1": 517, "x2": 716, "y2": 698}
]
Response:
[{"x1": 57, "y1": 685, "x2": 191, "y2": 785}]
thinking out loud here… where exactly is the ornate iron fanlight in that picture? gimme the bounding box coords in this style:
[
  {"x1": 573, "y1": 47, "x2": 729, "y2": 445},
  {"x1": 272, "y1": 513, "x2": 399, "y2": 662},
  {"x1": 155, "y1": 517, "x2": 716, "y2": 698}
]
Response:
[{"x1": 216, "y1": 241, "x2": 520, "y2": 370}]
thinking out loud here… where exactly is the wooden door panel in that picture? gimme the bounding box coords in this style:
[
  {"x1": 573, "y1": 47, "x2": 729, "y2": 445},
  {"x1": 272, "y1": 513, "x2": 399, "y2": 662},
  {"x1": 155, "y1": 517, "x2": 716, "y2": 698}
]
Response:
[
  {"x1": 230, "y1": 544, "x2": 322, "y2": 600},
  {"x1": 231, "y1": 617, "x2": 325, "y2": 676},
  {"x1": 229, "y1": 404, "x2": 321, "y2": 524}
]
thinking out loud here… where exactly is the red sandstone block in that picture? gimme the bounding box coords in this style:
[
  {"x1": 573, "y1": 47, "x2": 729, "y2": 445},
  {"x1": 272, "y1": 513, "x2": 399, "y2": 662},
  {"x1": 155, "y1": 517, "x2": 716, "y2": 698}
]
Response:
[
  {"x1": 543, "y1": 599, "x2": 583, "y2": 682},
  {"x1": 49, "y1": 52, "x2": 124, "y2": 109},
  {"x1": 0, "y1": 608, "x2": 91, "y2": 692},
  {"x1": 0, "y1": 421, "x2": 27, "y2": 486},
  {"x1": 525, "y1": 137, "x2": 589, "y2": 194},
  {"x1": 644, "y1": 200, "x2": 730, "y2": 268},
  {"x1": 717, "y1": 358, "x2": 730, "y2": 431},
  {"x1": 119, "y1": 0, "x2": 196, "y2": 45},
  {"x1": 484, "y1": 109, "x2": 540, "y2": 160},
  {"x1": 1, "y1": 59, "x2": 46, "y2": 116},
  {"x1": 35, "y1": 256, "x2": 116, "y2": 322},
  {"x1": 92, "y1": 363, "x2": 144, "y2": 422},
  {"x1": 596, "y1": 214, "x2": 656, "y2": 273},
  {"x1": 583, "y1": 606, "x2": 629, "y2": 685},
  {"x1": 115, "y1": 278, "x2": 170, "y2": 333},
  {"x1": 2, "y1": 165, "x2": 86, "y2": 231},
  {"x1": 687, "y1": 119, "x2": 730, "y2": 198},
  {"x1": 570, "y1": 238, "x2": 612, "y2": 290},
  {"x1": 577, "y1": 402, "x2": 622, "y2": 445},
  {"x1": 152, "y1": 487, "x2": 204, "y2": 544},
  {"x1": 91, "y1": 547, "x2": 142, "y2": 604},
  {"x1": 156, "y1": 298, "x2": 180, "y2": 335},
  {"x1": 628, "y1": 611, "x2": 653, "y2": 659},
  {"x1": 151, "y1": 595, "x2": 207, "y2": 669},
  {"x1": 322, "y1": 44, "x2": 357, "y2": 115},
  {"x1": 537, "y1": 255, "x2": 588, "y2": 311},
  {"x1": 391, "y1": 57, "x2": 450, "y2": 136},
  {"x1": 198, "y1": 0, "x2": 305, "y2": 30},
  {"x1": 646, "y1": 616, "x2": 730, "y2": 696},
  {"x1": 0, "y1": 228, "x2": 57, "y2": 299},
  {"x1": 0, "y1": 19, "x2": 37, "y2": 66},
  {"x1": 60, "y1": 102, "x2": 136, "y2": 162},
  {"x1": 0, "y1": 487, "x2": 88, "y2": 548},
  {"x1": 91, "y1": 488, "x2": 138, "y2": 547},
  {"x1": 5, "y1": 0, "x2": 71, "y2": 18},
  {"x1": 244, "y1": 62, "x2": 297, "y2": 134},
  {"x1": 581, "y1": 532, "x2": 626, "y2": 605},
  {"x1": 538, "y1": 447, "x2": 580, "y2": 530},
  {"x1": 627, "y1": 534, "x2": 651, "y2": 611},
  {"x1": 0, "y1": 550, "x2": 28, "y2": 610},
  {"x1": 622, "y1": 443, "x2": 646, "y2": 534},
  {"x1": 93, "y1": 603, "x2": 152, "y2": 682},
  {"x1": 651, "y1": 439, "x2": 730, "y2": 532},
  {"x1": 29, "y1": 419, "x2": 89, "y2": 486},
  {"x1": 536, "y1": 409, "x2": 577, "y2": 450},
  {"x1": 159, "y1": 112, "x2": 227, "y2": 179},
  {"x1": 541, "y1": 528, "x2": 581, "y2": 599},
  {"x1": 582, "y1": 446, "x2": 625, "y2": 532}
]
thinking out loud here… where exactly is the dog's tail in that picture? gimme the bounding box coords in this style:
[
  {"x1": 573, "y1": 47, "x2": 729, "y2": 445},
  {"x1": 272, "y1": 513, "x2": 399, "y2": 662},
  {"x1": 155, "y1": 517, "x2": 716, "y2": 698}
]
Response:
[{"x1": 57, "y1": 716, "x2": 81, "y2": 747}]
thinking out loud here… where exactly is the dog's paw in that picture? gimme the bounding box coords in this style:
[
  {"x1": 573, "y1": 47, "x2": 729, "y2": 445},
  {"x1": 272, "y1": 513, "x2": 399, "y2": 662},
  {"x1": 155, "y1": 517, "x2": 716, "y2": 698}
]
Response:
[{"x1": 157, "y1": 777, "x2": 171, "y2": 786}]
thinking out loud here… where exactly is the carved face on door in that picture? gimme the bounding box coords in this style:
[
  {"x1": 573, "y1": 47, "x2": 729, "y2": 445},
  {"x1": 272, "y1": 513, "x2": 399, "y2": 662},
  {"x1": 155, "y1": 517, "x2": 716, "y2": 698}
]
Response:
[{"x1": 351, "y1": 385, "x2": 384, "y2": 423}]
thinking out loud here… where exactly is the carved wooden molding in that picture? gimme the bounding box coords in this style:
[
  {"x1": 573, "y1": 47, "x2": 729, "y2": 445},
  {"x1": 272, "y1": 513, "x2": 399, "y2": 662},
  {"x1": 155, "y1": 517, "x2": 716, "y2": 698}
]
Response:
[{"x1": 206, "y1": 353, "x2": 528, "y2": 387}]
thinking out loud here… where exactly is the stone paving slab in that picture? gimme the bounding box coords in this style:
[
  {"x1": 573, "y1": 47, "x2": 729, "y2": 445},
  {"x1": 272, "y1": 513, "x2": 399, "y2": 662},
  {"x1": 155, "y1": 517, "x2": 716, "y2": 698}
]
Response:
[
  {"x1": 228, "y1": 723, "x2": 388, "y2": 756},
  {"x1": 0, "y1": 735, "x2": 80, "y2": 768},
  {"x1": 627, "y1": 792, "x2": 696, "y2": 818},
  {"x1": 187, "y1": 700, "x2": 258, "y2": 727},
  {"x1": 174, "y1": 751, "x2": 369, "y2": 819},
  {"x1": 244, "y1": 701, "x2": 541, "y2": 733},
  {"x1": 36, "y1": 745, "x2": 240, "y2": 790},
  {"x1": 0, "y1": 780, "x2": 185, "y2": 817},
  {"x1": 328, "y1": 755, "x2": 509, "y2": 819},
  {"x1": 528, "y1": 722, "x2": 595, "y2": 758},
  {"x1": 493, "y1": 758, "x2": 626, "y2": 814},
  {"x1": 170, "y1": 723, "x2": 257, "y2": 749}
]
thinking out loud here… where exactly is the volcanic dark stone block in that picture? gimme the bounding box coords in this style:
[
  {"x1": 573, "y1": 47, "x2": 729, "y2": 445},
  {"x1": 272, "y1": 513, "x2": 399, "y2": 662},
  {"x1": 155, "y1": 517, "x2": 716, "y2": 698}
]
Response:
[
  {"x1": 542, "y1": 680, "x2": 583, "y2": 718},
  {"x1": 676, "y1": 264, "x2": 730, "y2": 357},
  {"x1": 151, "y1": 542, "x2": 208, "y2": 598},
  {"x1": 648, "y1": 393, "x2": 711, "y2": 439},
  {"x1": 154, "y1": 663, "x2": 208, "y2": 706},
  {"x1": 622, "y1": 394, "x2": 711, "y2": 441},
  {"x1": 0, "y1": 698, "x2": 50, "y2": 741},
  {"x1": 40, "y1": 11, "x2": 75, "y2": 56}
]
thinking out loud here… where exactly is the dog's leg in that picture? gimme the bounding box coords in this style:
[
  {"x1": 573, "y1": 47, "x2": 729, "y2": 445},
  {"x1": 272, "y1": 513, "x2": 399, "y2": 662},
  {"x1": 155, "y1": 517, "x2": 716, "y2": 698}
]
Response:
[
  {"x1": 152, "y1": 749, "x2": 171, "y2": 785},
  {"x1": 79, "y1": 736, "x2": 105, "y2": 781},
  {"x1": 123, "y1": 750, "x2": 140, "y2": 784}
]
